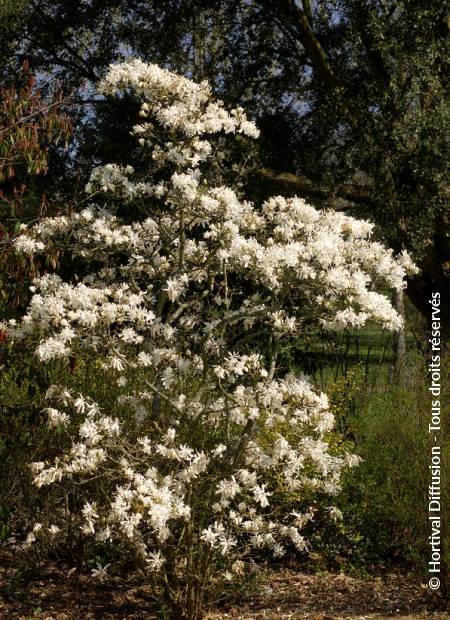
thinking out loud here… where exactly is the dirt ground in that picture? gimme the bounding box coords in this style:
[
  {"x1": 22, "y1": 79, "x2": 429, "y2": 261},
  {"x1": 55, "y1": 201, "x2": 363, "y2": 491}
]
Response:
[
  {"x1": 0, "y1": 552, "x2": 447, "y2": 619},
  {"x1": 205, "y1": 568, "x2": 448, "y2": 620}
]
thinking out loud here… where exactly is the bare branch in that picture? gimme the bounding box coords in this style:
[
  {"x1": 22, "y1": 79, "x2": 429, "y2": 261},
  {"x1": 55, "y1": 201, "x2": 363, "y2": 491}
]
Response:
[
  {"x1": 302, "y1": 0, "x2": 313, "y2": 24},
  {"x1": 257, "y1": 167, "x2": 374, "y2": 206},
  {"x1": 267, "y1": 0, "x2": 337, "y2": 83}
]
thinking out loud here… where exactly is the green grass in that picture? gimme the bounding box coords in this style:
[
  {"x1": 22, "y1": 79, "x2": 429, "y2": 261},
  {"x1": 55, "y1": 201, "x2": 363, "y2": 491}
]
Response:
[{"x1": 291, "y1": 324, "x2": 417, "y2": 392}]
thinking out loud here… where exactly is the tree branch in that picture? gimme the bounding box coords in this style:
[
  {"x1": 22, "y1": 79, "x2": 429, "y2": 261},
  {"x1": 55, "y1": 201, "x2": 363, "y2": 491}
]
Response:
[
  {"x1": 0, "y1": 98, "x2": 72, "y2": 137},
  {"x1": 257, "y1": 167, "x2": 374, "y2": 206},
  {"x1": 268, "y1": 0, "x2": 337, "y2": 83},
  {"x1": 302, "y1": 0, "x2": 313, "y2": 24}
]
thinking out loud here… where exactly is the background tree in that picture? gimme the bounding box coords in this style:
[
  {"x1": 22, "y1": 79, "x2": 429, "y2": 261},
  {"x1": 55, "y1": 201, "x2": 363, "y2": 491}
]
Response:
[
  {"x1": 0, "y1": 62, "x2": 72, "y2": 315},
  {"x1": 1, "y1": 0, "x2": 448, "y2": 329}
]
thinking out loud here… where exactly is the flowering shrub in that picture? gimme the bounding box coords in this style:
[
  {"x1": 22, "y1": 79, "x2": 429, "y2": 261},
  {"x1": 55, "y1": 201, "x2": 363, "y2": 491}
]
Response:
[{"x1": 2, "y1": 60, "x2": 417, "y2": 619}]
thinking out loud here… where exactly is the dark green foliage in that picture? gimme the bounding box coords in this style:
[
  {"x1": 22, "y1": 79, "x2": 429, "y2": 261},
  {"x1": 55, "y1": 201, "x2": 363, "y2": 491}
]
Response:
[{"x1": 311, "y1": 350, "x2": 449, "y2": 595}]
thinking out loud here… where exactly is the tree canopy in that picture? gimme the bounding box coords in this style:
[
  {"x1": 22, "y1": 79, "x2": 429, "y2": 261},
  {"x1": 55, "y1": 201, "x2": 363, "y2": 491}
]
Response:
[{"x1": 1, "y1": 0, "x2": 449, "y2": 329}]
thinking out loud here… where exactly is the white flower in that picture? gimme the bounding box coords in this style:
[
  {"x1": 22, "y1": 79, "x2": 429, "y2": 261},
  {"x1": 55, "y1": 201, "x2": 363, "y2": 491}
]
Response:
[
  {"x1": 327, "y1": 506, "x2": 343, "y2": 522},
  {"x1": 30, "y1": 461, "x2": 45, "y2": 474},
  {"x1": 272, "y1": 543, "x2": 285, "y2": 558},
  {"x1": 74, "y1": 395, "x2": 88, "y2": 414},
  {"x1": 164, "y1": 274, "x2": 189, "y2": 301},
  {"x1": 216, "y1": 477, "x2": 241, "y2": 501},
  {"x1": 14, "y1": 235, "x2": 45, "y2": 254},
  {"x1": 146, "y1": 551, "x2": 165, "y2": 572},
  {"x1": 48, "y1": 525, "x2": 61, "y2": 536},
  {"x1": 212, "y1": 444, "x2": 227, "y2": 458},
  {"x1": 252, "y1": 484, "x2": 272, "y2": 508},
  {"x1": 109, "y1": 355, "x2": 125, "y2": 371},
  {"x1": 36, "y1": 338, "x2": 70, "y2": 361},
  {"x1": 91, "y1": 562, "x2": 110, "y2": 580},
  {"x1": 201, "y1": 526, "x2": 217, "y2": 546},
  {"x1": 46, "y1": 408, "x2": 70, "y2": 428}
]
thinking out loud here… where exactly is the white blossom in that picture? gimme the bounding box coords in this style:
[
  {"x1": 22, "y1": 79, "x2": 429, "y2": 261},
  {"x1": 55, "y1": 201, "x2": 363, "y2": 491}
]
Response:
[{"x1": 6, "y1": 60, "x2": 418, "y2": 595}]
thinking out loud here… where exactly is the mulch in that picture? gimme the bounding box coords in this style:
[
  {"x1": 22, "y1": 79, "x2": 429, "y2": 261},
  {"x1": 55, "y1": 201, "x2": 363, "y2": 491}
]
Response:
[{"x1": 0, "y1": 551, "x2": 447, "y2": 619}]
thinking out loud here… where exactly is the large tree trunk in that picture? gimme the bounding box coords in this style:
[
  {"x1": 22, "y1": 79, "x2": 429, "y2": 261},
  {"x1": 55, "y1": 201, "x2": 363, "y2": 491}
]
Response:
[{"x1": 406, "y1": 216, "x2": 450, "y2": 342}]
